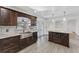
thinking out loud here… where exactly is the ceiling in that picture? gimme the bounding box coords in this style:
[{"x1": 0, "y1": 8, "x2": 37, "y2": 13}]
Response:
[
  {"x1": 29, "y1": 6, "x2": 79, "y2": 18},
  {"x1": 29, "y1": 6, "x2": 54, "y2": 11}
]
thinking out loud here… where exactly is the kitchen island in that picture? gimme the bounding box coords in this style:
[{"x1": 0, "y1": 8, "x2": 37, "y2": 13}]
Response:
[{"x1": 49, "y1": 31, "x2": 69, "y2": 47}]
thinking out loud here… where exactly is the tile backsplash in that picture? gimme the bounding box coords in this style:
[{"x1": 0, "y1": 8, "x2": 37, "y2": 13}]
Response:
[
  {"x1": 0, "y1": 26, "x2": 37, "y2": 34},
  {"x1": 0, "y1": 26, "x2": 17, "y2": 33}
]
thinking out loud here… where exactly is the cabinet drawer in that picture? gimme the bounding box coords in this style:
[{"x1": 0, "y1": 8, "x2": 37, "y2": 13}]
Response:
[
  {"x1": 1, "y1": 36, "x2": 20, "y2": 45},
  {"x1": 2, "y1": 43, "x2": 19, "y2": 50},
  {"x1": 1, "y1": 45, "x2": 19, "y2": 53}
]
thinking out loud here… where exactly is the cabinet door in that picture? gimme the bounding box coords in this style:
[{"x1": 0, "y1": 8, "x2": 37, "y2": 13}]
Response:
[
  {"x1": 0, "y1": 7, "x2": 17, "y2": 26},
  {"x1": 20, "y1": 38, "x2": 28, "y2": 49},
  {"x1": 0, "y1": 7, "x2": 2, "y2": 25},
  {"x1": 33, "y1": 32, "x2": 37, "y2": 42},
  {"x1": 49, "y1": 32, "x2": 53, "y2": 41},
  {"x1": 30, "y1": 16, "x2": 37, "y2": 26},
  {"x1": 10, "y1": 11, "x2": 17, "y2": 26},
  {"x1": 1, "y1": 8, "x2": 10, "y2": 26}
]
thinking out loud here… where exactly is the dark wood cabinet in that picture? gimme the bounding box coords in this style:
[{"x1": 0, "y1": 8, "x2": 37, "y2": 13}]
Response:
[
  {"x1": 27, "y1": 15, "x2": 37, "y2": 26},
  {"x1": 30, "y1": 16, "x2": 37, "y2": 26},
  {"x1": 33, "y1": 32, "x2": 37, "y2": 42},
  {"x1": 0, "y1": 6, "x2": 37, "y2": 26},
  {"x1": 0, "y1": 35, "x2": 20, "y2": 53},
  {"x1": 17, "y1": 12, "x2": 26, "y2": 17},
  {"x1": 9, "y1": 11, "x2": 17, "y2": 26},
  {"x1": 17, "y1": 12, "x2": 37, "y2": 26},
  {"x1": 0, "y1": 7, "x2": 2, "y2": 25},
  {"x1": 20, "y1": 32, "x2": 37, "y2": 50},
  {"x1": 49, "y1": 31, "x2": 69, "y2": 47},
  {"x1": 20, "y1": 38, "x2": 28, "y2": 49},
  {"x1": 0, "y1": 7, "x2": 17, "y2": 26},
  {"x1": 20, "y1": 36, "x2": 37, "y2": 50},
  {"x1": 0, "y1": 32, "x2": 37, "y2": 53},
  {"x1": 0, "y1": 8, "x2": 10, "y2": 26}
]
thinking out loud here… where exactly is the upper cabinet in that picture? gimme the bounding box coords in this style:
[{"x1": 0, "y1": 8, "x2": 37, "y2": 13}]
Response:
[
  {"x1": 26, "y1": 15, "x2": 37, "y2": 26},
  {"x1": 17, "y1": 12, "x2": 37, "y2": 26},
  {"x1": 30, "y1": 16, "x2": 37, "y2": 26},
  {"x1": 0, "y1": 7, "x2": 10, "y2": 26},
  {"x1": 0, "y1": 7, "x2": 37, "y2": 26},
  {"x1": 0, "y1": 7, "x2": 17, "y2": 26},
  {"x1": 9, "y1": 11, "x2": 17, "y2": 26}
]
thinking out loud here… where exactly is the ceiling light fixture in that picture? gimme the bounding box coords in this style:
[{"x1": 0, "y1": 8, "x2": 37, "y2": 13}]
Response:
[{"x1": 63, "y1": 11, "x2": 66, "y2": 22}]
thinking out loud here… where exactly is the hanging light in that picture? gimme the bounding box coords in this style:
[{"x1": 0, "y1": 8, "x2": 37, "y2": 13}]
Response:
[
  {"x1": 63, "y1": 11, "x2": 66, "y2": 22},
  {"x1": 63, "y1": 17, "x2": 66, "y2": 21}
]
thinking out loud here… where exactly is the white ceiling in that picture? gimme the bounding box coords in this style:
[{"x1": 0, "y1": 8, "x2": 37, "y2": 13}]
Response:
[
  {"x1": 29, "y1": 6, "x2": 79, "y2": 18},
  {"x1": 29, "y1": 6, "x2": 54, "y2": 11}
]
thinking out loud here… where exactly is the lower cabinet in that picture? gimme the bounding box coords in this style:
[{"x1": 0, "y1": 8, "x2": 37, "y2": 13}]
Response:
[
  {"x1": 20, "y1": 37, "x2": 32, "y2": 49},
  {"x1": 0, "y1": 32, "x2": 37, "y2": 53},
  {"x1": 20, "y1": 35, "x2": 37, "y2": 50},
  {"x1": 33, "y1": 32, "x2": 37, "y2": 42},
  {"x1": 0, "y1": 35, "x2": 20, "y2": 53}
]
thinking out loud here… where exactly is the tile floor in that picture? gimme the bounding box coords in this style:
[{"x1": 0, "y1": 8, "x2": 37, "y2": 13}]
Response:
[{"x1": 18, "y1": 34, "x2": 79, "y2": 53}]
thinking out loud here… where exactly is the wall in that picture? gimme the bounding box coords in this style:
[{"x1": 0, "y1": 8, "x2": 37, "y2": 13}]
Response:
[
  {"x1": 0, "y1": 26, "x2": 16, "y2": 33},
  {"x1": 37, "y1": 17, "x2": 44, "y2": 37},
  {"x1": 47, "y1": 18, "x2": 55, "y2": 31},
  {"x1": 67, "y1": 19, "x2": 76, "y2": 32},
  {"x1": 47, "y1": 16, "x2": 78, "y2": 33},
  {"x1": 76, "y1": 18, "x2": 79, "y2": 35}
]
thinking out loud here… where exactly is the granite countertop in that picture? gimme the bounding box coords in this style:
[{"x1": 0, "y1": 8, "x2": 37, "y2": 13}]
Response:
[
  {"x1": 0, "y1": 32, "x2": 33, "y2": 39},
  {"x1": 49, "y1": 30, "x2": 73, "y2": 34},
  {"x1": 0, "y1": 33, "x2": 20, "y2": 39}
]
